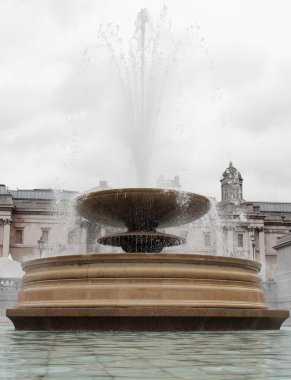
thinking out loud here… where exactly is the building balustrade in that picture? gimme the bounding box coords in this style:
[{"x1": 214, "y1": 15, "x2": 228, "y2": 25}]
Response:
[{"x1": 0, "y1": 279, "x2": 22, "y2": 291}]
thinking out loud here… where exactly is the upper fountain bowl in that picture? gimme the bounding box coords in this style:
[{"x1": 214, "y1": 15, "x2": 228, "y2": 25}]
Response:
[{"x1": 75, "y1": 188, "x2": 210, "y2": 231}]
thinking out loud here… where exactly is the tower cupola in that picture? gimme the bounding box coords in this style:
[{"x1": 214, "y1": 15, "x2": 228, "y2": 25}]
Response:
[{"x1": 220, "y1": 162, "x2": 243, "y2": 203}]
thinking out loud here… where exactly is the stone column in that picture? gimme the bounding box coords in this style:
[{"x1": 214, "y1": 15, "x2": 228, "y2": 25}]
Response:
[
  {"x1": 248, "y1": 229, "x2": 254, "y2": 260},
  {"x1": 80, "y1": 225, "x2": 87, "y2": 253},
  {"x1": 227, "y1": 227, "x2": 233, "y2": 256},
  {"x1": 258, "y1": 228, "x2": 266, "y2": 280},
  {"x1": 216, "y1": 228, "x2": 223, "y2": 256},
  {"x1": 0, "y1": 220, "x2": 3, "y2": 256},
  {"x1": 2, "y1": 219, "x2": 11, "y2": 258}
]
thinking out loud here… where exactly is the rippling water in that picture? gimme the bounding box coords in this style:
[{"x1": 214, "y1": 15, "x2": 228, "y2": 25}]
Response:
[{"x1": 1, "y1": 325, "x2": 291, "y2": 379}]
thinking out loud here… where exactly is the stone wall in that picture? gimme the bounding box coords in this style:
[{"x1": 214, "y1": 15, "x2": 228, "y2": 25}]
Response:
[
  {"x1": 274, "y1": 233, "x2": 291, "y2": 326},
  {"x1": 0, "y1": 278, "x2": 21, "y2": 316},
  {"x1": 262, "y1": 280, "x2": 278, "y2": 309}
]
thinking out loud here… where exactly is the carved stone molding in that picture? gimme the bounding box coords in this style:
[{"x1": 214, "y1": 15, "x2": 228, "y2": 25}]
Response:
[
  {"x1": 222, "y1": 225, "x2": 235, "y2": 231},
  {"x1": 247, "y1": 226, "x2": 264, "y2": 232}
]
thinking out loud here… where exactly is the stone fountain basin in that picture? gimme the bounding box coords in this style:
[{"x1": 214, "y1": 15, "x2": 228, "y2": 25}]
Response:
[
  {"x1": 12, "y1": 253, "x2": 266, "y2": 309},
  {"x1": 6, "y1": 253, "x2": 289, "y2": 330},
  {"x1": 75, "y1": 188, "x2": 210, "y2": 230}
]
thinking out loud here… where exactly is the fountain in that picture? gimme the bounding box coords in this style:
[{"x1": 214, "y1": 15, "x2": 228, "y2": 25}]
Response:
[
  {"x1": 75, "y1": 188, "x2": 209, "y2": 252},
  {"x1": 5, "y1": 9, "x2": 289, "y2": 330},
  {"x1": 6, "y1": 187, "x2": 289, "y2": 330}
]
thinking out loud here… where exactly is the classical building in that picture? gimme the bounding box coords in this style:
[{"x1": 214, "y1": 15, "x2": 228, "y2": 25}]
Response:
[
  {"x1": 217, "y1": 162, "x2": 291, "y2": 280},
  {"x1": 157, "y1": 175, "x2": 181, "y2": 189},
  {"x1": 1, "y1": 165, "x2": 291, "y2": 282},
  {"x1": 160, "y1": 163, "x2": 291, "y2": 281},
  {"x1": 0, "y1": 185, "x2": 81, "y2": 262}
]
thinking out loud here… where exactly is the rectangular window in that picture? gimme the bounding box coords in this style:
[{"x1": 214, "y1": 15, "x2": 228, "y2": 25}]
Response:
[
  {"x1": 42, "y1": 229, "x2": 49, "y2": 244},
  {"x1": 68, "y1": 231, "x2": 75, "y2": 245},
  {"x1": 15, "y1": 229, "x2": 23, "y2": 244},
  {"x1": 204, "y1": 233, "x2": 211, "y2": 247},
  {"x1": 237, "y1": 233, "x2": 244, "y2": 247}
]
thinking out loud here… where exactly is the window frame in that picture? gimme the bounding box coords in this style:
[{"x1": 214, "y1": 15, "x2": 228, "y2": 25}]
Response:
[
  {"x1": 14, "y1": 228, "x2": 24, "y2": 244},
  {"x1": 237, "y1": 233, "x2": 244, "y2": 248}
]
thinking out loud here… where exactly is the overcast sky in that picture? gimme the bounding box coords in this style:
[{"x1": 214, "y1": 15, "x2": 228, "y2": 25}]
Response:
[{"x1": 1, "y1": 0, "x2": 291, "y2": 202}]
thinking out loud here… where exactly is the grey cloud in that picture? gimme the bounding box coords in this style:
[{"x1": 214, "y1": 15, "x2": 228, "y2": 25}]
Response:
[
  {"x1": 230, "y1": 62, "x2": 291, "y2": 132},
  {"x1": 213, "y1": 44, "x2": 267, "y2": 90},
  {"x1": 0, "y1": 88, "x2": 51, "y2": 130},
  {"x1": 0, "y1": 1, "x2": 291, "y2": 202}
]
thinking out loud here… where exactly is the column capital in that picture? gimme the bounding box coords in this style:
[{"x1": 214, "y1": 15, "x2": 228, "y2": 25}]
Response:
[
  {"x1": 223, "y1": 225, "x2": 235, "y2": 231},
  {"x1": 2, "y1": 218, "x2": 11, "y2": 257},
  {"x1": 247, "y1": 226, "x2": 264, "y2": 232}
]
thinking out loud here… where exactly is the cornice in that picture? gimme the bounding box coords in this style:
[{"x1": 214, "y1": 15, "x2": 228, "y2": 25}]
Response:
[
  {"x1": 0, "y1": 206, "x2": 15, "y2": 212},
  {"x1": 273, "y1": 234, "x2": 291, "y2": 249},
  {"x1": 13, "y1": 210, "x2": 55, "y2": 216}
]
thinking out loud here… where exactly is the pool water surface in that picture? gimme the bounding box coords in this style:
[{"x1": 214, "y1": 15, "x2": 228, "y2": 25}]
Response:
[{"x1": 1, "y1": 325, "x2": 291, "y2": 379}]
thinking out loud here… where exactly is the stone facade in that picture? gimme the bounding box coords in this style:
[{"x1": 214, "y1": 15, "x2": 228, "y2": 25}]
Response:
[
  {"x1": 164, "y1": 163, "x2": 291, "y2": 282},
  {"x1": 217, "y1": 163, "x2": 291, "y2": 281},
  {"x1": 0, "y1": 165, "x2": 291, "y2": 283},
  {"x1": 0, "y1": 185, "x2": 83, "y2": 262},
  {"x1": 157, "y1": 175, "x2": 181, "y2": 189},
  {"x1": 0, "y1": 180, "x2": 118, "y2": 264},
  {"x1": 273, "y1": 233, "x2": 291, "y2": 325}
]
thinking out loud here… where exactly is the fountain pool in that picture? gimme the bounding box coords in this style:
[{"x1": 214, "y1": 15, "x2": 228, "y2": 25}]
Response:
[{"x1": 1, "y1": 324, "x2": 291, "y2": 379}]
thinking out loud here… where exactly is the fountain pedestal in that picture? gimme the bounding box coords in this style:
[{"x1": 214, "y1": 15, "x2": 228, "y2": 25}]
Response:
[{"x1": 75, "y1": 188, "x2": 209, "y2": 253}]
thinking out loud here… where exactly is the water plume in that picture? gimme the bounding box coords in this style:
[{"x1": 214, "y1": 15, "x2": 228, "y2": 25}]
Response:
[{"x1": 94, "y1": 6, "x2": 180, "y2": 186}]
